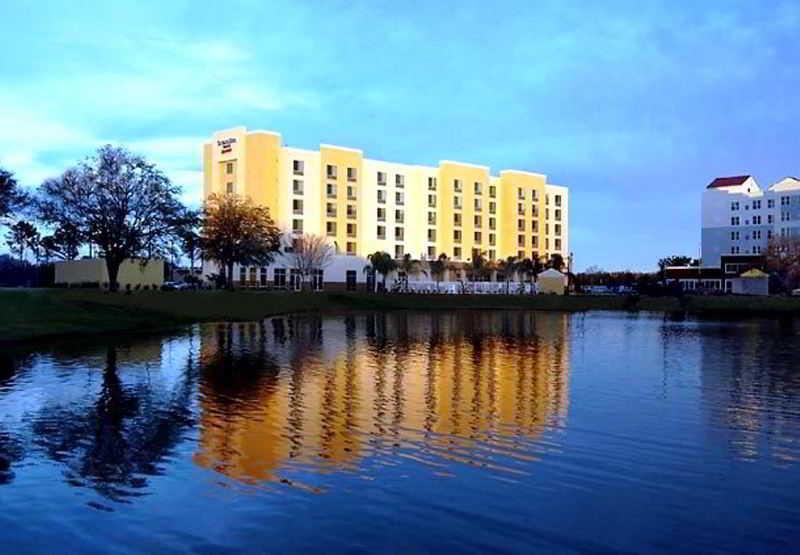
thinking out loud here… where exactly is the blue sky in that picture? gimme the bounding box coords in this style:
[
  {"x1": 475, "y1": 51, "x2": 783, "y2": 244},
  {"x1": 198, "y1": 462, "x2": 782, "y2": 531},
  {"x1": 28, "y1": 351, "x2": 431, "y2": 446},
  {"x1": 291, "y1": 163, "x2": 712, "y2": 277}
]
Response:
[{"x1": 1, "y1": 0, "x2": 799, "y2": 271}]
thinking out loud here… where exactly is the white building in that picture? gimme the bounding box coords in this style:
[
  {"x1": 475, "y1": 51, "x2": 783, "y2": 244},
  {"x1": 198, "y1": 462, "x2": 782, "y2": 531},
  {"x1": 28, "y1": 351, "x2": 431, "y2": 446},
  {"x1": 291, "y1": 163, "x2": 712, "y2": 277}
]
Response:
[{"x1": 702, "y1": 175, "x2": 800, "y2": 268}]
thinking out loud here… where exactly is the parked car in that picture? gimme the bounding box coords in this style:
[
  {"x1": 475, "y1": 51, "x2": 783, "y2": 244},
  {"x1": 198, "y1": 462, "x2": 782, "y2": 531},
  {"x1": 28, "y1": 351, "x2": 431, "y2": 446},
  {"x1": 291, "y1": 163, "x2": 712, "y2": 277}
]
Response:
[{"x1": 162, "y1": 281, "x2": 190, "y2": 291}]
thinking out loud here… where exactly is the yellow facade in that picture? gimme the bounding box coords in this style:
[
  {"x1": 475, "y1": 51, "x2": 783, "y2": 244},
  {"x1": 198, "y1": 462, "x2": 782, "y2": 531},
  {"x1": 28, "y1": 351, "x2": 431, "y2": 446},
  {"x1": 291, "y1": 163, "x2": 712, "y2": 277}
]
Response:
[
  {"x1": 204, "y1": 126, "x2": 569, "y2": 263},
  {"x1": 54, "y1": 258, "x2": 164, "y2": 288}
]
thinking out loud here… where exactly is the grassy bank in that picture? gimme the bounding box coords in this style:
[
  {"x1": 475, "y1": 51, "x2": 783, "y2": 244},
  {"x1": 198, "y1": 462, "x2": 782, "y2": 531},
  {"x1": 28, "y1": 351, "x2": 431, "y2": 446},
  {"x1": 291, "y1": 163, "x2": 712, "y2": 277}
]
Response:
[{"x1": 3, "y1": 288, "x2": 800, "y2": 344}]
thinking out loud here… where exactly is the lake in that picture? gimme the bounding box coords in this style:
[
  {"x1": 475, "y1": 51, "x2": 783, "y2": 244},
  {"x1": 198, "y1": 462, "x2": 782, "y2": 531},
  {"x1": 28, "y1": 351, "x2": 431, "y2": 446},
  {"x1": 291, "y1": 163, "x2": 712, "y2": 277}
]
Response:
[{"x1": 1, "y1": 311, "x2": 799, "y2": 554}]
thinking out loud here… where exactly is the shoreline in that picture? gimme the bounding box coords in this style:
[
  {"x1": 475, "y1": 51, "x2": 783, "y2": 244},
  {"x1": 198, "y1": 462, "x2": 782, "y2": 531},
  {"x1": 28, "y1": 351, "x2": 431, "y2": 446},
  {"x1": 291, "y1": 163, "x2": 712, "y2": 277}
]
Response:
[{"x1": 4, "y1": 288, "x2": 800, "y2": 345}]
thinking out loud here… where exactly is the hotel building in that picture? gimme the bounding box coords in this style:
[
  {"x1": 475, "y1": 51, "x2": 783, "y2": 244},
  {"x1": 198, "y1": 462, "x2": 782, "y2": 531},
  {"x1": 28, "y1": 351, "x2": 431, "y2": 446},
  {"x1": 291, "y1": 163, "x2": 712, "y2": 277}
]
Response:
[
  {"x1": 203, "y1": 126, "x2": 568, "y2": 287},
  {"x1": 667, "y1": 175, "x2": 800, "y2": 292}
]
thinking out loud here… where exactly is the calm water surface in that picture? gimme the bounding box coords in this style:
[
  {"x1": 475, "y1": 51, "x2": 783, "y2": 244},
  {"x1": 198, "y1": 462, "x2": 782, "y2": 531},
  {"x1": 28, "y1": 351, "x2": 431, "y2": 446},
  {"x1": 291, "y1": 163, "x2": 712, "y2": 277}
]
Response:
[{"x1": 1, "y1": 311, "x2": 800, "y2": 554}]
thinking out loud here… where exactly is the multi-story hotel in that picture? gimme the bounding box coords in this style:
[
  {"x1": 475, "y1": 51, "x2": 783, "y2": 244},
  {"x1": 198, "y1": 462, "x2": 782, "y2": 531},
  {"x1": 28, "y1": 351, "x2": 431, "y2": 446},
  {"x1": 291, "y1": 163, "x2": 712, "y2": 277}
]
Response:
[
  {"x1": 203, "y1": 126, "x2": 569, "y2": 287},
  {"x1": 667, "y1": 175, "x2": 800, "y2": 292}
]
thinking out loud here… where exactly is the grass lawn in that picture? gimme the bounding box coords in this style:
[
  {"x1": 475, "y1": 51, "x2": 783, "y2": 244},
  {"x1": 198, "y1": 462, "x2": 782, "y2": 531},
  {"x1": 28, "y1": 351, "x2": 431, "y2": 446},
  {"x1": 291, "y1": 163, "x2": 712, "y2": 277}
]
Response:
[{"x1": 3, "y1": 288, "x2": 800, "y2": 344}]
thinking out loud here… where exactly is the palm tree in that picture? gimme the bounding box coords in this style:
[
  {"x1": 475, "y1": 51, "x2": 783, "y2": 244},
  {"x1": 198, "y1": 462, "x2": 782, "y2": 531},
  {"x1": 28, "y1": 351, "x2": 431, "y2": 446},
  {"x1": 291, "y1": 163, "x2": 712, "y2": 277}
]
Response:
[
  {"x1": 398, "y1": 254, "x2": 427, "y2": 291},
  {"x1": 518, "y1": 258, "x2": 535, "y2": 293},
  {"x1": 428, "y1": 253, "x2": 448, "y2": 291},
  {"x1": 498, "y1": 256, "x2": 517, "y2": 294},
  {"x1": 364, "y1": 251, "x2": 397, "y2": 292},
  {"x1": 468, "y1": 251, "x2": 490, "y2": 283}
]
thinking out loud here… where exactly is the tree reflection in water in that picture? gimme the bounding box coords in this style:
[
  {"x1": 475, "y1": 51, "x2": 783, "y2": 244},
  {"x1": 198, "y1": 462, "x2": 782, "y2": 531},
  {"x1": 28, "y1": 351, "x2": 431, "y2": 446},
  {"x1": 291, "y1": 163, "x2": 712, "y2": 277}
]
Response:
[{"x1": 27, "y1": 339, "x2": 196, "y2": 501}]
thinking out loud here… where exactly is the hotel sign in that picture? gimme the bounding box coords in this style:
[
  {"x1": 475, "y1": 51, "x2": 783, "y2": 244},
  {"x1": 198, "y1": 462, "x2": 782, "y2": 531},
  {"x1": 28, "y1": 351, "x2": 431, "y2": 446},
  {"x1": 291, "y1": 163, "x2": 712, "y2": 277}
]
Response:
[{"x1": 217, "y1": 137, "x2": 237, "y2": 154}]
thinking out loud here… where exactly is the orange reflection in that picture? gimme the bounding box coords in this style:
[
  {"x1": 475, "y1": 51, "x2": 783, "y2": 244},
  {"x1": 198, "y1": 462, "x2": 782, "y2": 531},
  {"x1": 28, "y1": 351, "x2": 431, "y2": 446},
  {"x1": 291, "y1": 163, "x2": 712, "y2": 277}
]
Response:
[{"x1": 193, "y1": 312, "x2": 569, "y2": 483}]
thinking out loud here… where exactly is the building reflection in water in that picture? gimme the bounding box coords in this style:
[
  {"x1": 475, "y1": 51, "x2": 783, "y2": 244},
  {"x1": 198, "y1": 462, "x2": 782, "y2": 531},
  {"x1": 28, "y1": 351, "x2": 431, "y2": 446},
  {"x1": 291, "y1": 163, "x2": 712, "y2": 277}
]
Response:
[
  {"x1": 696, "y1": 318, "x2": 800, "y2": 466},
  {"x1": 193, "y1": 311, "x2": 570, "y2": 484}
]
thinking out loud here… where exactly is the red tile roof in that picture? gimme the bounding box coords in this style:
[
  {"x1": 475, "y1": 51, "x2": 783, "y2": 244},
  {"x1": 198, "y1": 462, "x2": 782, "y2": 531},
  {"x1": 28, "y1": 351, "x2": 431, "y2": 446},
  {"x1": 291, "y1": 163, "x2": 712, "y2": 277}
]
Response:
[{"x1": 707, "y1": 175, "x2": 751, "y2": 189}]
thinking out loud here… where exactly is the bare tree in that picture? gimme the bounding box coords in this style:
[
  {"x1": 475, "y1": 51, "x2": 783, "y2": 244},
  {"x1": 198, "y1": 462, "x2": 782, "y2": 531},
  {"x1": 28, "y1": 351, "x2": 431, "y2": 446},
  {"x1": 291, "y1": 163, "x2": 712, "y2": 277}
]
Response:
[
  {"x1": 37, "y1": 146, "x2": 185, "y2": 290},
  {"x1": 766, "y1": 236, "x2": 800, "y2": 291},
  {"x1": 291, "y1": 233, "x2": 335, "y2": 291}
]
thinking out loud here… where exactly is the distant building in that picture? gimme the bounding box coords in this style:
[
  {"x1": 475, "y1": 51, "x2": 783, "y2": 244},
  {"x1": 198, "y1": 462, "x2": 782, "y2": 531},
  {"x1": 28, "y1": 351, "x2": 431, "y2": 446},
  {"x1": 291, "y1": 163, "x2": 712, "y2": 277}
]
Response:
[
  {"x1": 666, "y1": 175, "x2": 800, "y2": 293},
  {"x1": 202, "y1": 126, "x2": 569, "y2": 288},
  {"x1": 54, "y1": 258, "x2": 164, "y2": 289}
]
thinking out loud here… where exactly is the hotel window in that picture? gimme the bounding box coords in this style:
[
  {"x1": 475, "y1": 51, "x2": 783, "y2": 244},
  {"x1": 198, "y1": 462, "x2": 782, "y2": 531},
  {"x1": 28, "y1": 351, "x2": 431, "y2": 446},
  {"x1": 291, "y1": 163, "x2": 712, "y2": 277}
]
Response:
[
  {"x1": 517, "y1": 203, "x2": 525, "y2": 216},
  {"x1": 428, "y1": 194, "x2": 436, "y2": 208},
  {"x1": 427, "y1": 228, "x2": 436, "y2": 242},
  {"x1": 555, "y1": 238, "x2": 562, "y2": 250},
  {"x1": 555, "y1": 195, "x2": 562, "y2": 207},
  {"x1": 474, "y1": 198, "x2": 482, "y2": 211},
  {"x1": 753, "y1": 215, "x2": 761, "y2": 225},
  {"x1": 326, "y1": 164, "x2": 337, "y2": 179},
  {"x1": 555, "y1": 224, "x2": 562, "y2": 236},
  {"x1": 226, "y1": 182, "x2": 234, "y2": 194},
  {"x1": 782, "y1": 196, "x2": 790, "y2": 206},
  {"x1": 327, "y1": 183, "x2": 337, "y2": 198},
  {"x1": 326, "y1": 203, "x2": 337, "y2": 217},
  {"x1": 474, "y1": 231, "x2": 482, "y2": 243},
  {"x1": 428, "y1": 177, "x2": 437, "y2": 190},
  {"x1": 454, "y1": 247, "x2": 462, "y2": 259},
  {"x1": 768, "y1": 230, "x2": 774, "y2": 239},
  {"x1": 532, "y1": 205, "x2": 539, "y2": 217},
  {"x1": 395, "y1": 209, "x2": 405, "y2": 223},
  {"x1": 427, "y1": 246, "x2": 436, "y2": 259},
  {"x1": 377, "y1": 207, "x2": 386, "y2": 221},
  {"x1": 488, "y1": 249, "x2": 496, "y2": 260},
  {"x1": 517, "y1": 188, "x2": 525, "y2": 200},
  {"x1": 454, "y1": 179, "x2": 463, "y2": 193},
  {"x1": 293, "y1": 199, "x2": 303, "y2": 214},
  {"x1": 532, "y1": 191, "x2": 538, "y2": 202},
  {"x1": 546, "y1": 195, "x2": 550, "y2": 206},
  {"x1": 454, "y1": 213, "x2": 462, "y2": 227},
  {"x1": 753, "y1": 230, "x2": 762, "y2": 240},
  {"x1": 731, "y1": 201, "x2": 740, "y2": 211},
  {"x1": 546, "y1": 238, "x2": 550, "y2": 250},
  {"x1": 517, "y1": 235, "x2": 525, "y2": 247},
  {"x1": 545, "y1": 209, "x2": 550, "y2": 220},
  {"x1": 489, "y1": 185, "x2": 496, "y2": 198},
  {"x1": 347, "y1": 223, "x2": 357, "y2": 238},
  {"x1": 489, "y1": 233, "x2": 496, "y2": 246},
  {"x1": 395, "y1": 227, "x2": 404, "y2": 240},
  {"x1": 545, "y1": 223, "x2": 549, "y2": 234},
  {"x1": 518, "y1": 250, "x2": 525, "y2": 259},
  {"x1": 326, "y1": 221, "x2": 337, "y2": 236},
  {"x1": 730, "y1": 231, "x2": 740, "y2": 240},
  {"x1": 377, "y1": 171, "x2": 387, "y2": 185},
  {"x1": 731, "y1": 216, "x2": 740, "y2": 226},
  {"x1": 489, "y1": 217, "x2": 496, "y2": 230},
  {"x1": 395, "y1": 245, "x2": 404, "y2": 259},
  {"x1": 292, "y1": 179, "x2": 303, "y2": 195},
  {"x1": 377, "y1": 225, "x2": 386, "y2": 239},
  {"x1": 517, "y1": 219, "x2": 525, "y2": 231},
  {"x1": 474, "y1": 182, "x2": 482, "y2": 195},
  {"x1": 753, "y1": 200, "x2": 761, "y2": 209},
  {"x1": 474, "y1": 215, "x2": 482, "y2": 228},
  {"x1": 347, "y1": 242, "x2": 357, "y2": 255},
  {"x1": 347, "y1": 204, "x2": 357, "y2": 219},
  {"x1": 532, "y1": 220, "x2": 538, "y2": 232},
  {"x1": 292, "y1": 219, "x2": 303, "y2": 233},
  {"x1": 347, "y1": 186, "x2": 357, "y2": 200},
  {"x1": 454, "y1": 196, "x2": 462, "y2": 209},
  {"x1": 532, "y1": 236, "x2": 539, "y2": 248},
  {"x1": 293, "y1": 160, "x2": 304, "y2": 175},
  {"x1": 428, "y1": 212, "x2": 436, "y2": 225},
  {"x1": 768, "y1": 214, "x2": 774, "y2": 224},
  {"x1": 768, "y1": 199, "x2": 775, "y2": 208},
  {"x1": 226, "y1": 162, "x2": 234, "y2": 174},
  {"x1": 555, "y1": 209, "x2": 562, "y2": 221},
  {"x1": 454, "y1": 230, "x2": 462, "y2": 243},
  {"x1": 347, "y1": 167, "x2": 357, "y2": 181},
  {"x1": 396, "y1": 174, "x2": 405, "y2": 187},
  {"x1": 396, "y1": 191, "x2": 405, "y2": 205},
  {"x1": 377, "y1": 189, "x2": 386, "y2": 204},
  {"x1": 489, "y1": 201, "x2": 496, "y2": 214},
  {"x1": 274, "y1": 268, "x2": 287, "y2": 287}
]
